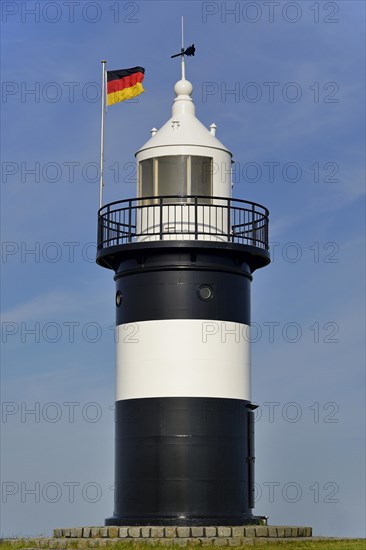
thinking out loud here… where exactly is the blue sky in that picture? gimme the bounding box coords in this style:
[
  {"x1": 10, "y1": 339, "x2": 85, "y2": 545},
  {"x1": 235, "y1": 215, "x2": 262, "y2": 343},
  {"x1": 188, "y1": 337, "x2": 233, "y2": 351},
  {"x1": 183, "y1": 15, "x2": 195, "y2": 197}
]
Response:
[{"x1": 1, "y1": 0, "x2": 365, "y2": 539}]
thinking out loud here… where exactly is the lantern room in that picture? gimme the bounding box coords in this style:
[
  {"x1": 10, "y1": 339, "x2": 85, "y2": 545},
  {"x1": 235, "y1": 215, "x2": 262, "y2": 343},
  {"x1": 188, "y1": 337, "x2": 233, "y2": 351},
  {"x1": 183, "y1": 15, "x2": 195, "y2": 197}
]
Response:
[
  {"x1": 133, "y1": 78, "x2": 234, "y2": 240},
  {"x1": 136, "y1": 78, "x2": 232, "y2": 200}
]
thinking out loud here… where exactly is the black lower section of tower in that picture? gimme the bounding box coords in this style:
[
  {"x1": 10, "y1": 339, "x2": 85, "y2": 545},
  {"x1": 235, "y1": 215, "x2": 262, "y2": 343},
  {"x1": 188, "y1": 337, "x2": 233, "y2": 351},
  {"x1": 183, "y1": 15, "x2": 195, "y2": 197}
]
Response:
[{"x1": 106, "y1": 397, "x2": 256, "y2": 526}]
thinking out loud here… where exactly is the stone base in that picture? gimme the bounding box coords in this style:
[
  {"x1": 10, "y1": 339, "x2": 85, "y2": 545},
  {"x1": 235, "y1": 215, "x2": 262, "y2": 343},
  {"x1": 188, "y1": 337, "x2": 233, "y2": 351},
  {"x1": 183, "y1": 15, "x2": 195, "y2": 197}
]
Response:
[
  {"x1": 36, "y1": 525, "x2": 314, "y2": 545},
  {"x1": 52, "y1": 526, "x2": 312, "y2": 540},
  {"x1": 2, "y1": 526, "x2": 314, "y2": 548}
]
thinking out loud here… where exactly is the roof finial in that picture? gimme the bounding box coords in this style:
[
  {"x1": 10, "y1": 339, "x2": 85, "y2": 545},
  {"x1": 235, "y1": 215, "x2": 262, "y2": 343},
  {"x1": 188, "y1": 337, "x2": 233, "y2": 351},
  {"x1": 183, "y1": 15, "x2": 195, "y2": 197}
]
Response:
[
  {"x1": 170, "y1": 16, "x2": 195, "y2": 81},
  {"x1": 181, "y1": 16, "x2": 185, "y2": 80}
]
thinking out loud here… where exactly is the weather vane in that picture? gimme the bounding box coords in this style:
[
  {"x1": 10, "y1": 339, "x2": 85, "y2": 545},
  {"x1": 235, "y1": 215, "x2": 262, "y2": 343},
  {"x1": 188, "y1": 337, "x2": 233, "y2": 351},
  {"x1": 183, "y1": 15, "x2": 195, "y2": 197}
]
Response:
[
  {"x1": 171, "y1": 44, "x2": 196, "y2": 59},
  {"x1": 170, "y1": 16, "x2": 195, "y2": 80}
]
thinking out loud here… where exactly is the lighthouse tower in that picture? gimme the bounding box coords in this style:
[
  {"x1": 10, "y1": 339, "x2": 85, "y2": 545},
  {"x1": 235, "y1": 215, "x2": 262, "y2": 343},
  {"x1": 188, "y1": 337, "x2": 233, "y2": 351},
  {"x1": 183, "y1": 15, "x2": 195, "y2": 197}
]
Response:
[{"x1": 97, "y1": 61, "x2": 270, "y2": 526}]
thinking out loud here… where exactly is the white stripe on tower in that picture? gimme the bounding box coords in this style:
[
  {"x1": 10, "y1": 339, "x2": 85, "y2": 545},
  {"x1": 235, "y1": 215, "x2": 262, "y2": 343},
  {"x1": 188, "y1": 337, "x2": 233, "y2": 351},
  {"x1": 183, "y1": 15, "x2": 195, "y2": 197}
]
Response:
[{"x1": 116, "y1": 319, "x2": 251, "y2": 401}]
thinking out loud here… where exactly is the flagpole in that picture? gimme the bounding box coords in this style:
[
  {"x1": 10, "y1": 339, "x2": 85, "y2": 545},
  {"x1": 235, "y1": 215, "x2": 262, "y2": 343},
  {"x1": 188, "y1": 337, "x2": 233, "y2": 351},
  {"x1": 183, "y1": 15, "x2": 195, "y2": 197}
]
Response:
[{"x1": 99, "y1": 60, "x2": 106, "y2": 209}]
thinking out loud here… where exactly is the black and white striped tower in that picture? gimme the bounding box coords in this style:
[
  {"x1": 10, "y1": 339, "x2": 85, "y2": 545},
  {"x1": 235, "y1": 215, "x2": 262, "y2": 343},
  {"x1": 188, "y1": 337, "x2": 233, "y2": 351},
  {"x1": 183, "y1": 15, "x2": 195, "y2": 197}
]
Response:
[{"x1": 97, "y1": 60, "x2": 270, "y2": 526}]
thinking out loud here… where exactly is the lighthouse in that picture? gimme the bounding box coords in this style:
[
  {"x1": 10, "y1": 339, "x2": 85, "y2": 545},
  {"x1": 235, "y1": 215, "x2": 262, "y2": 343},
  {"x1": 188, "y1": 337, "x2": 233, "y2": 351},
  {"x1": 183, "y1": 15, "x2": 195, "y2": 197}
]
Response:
[{"x1": 96, "y1": 55, "x2": 270, "y2": 526}]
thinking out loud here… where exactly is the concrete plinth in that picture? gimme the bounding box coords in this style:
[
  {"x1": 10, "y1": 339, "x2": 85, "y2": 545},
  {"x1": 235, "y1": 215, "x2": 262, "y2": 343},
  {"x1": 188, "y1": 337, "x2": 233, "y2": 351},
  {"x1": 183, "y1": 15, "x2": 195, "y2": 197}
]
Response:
[
  {"x1": 2, "y1": 525, "x2": 314, "y2": 548},
  {"x1": 52, "y1": 526, "x2": 312, "y2": 539}
]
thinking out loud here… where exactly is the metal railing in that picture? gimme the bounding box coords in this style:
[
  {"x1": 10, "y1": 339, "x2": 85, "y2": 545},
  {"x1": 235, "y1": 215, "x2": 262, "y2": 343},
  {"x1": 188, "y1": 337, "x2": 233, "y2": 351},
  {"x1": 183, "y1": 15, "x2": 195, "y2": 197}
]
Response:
[{"x1": 97, "y1": 195, "x2": 269, "y2": 251}]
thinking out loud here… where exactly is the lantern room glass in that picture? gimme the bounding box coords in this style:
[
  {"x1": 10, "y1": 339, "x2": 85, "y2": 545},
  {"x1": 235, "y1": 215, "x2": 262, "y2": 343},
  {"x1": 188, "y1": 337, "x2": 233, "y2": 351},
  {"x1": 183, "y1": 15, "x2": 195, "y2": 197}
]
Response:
[
  {"x1": 158, "y1": 156, "x2": 187, "y2": 200},
  {"x1": 139, "y1": 156, "x2": 212, "y2": 203}
]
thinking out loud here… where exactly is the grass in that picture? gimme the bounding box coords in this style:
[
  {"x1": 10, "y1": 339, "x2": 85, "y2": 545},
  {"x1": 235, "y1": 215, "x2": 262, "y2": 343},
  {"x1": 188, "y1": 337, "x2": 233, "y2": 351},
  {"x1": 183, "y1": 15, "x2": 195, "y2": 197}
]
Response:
[{"x1": 0, "y1": 540, "x2": 365, "y2": 550}]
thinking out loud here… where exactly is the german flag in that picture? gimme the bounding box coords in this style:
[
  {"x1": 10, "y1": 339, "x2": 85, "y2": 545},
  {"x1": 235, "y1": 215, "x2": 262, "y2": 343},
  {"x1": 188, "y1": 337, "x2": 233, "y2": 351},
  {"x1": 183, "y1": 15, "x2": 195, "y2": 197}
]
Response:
[{"x1": 107, "y1": 67, "x2": 145, "y2": 106}]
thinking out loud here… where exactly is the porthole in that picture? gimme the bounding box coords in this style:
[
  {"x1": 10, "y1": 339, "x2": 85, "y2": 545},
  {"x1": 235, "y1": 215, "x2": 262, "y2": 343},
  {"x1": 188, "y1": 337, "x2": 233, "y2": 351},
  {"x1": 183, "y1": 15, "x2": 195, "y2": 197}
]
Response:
[
  {"x1": 116, "y1": 291, "x2": 122, "y2": 307},
  {"x1": 197, "y1": 284, "x2": 214, "y2": 301}
]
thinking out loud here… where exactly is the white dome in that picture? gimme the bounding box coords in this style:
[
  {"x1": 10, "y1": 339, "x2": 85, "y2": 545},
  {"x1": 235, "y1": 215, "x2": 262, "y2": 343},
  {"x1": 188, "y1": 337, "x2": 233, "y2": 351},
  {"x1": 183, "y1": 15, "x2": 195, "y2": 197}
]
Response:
[{"x1": 135, "y1": 78, "x2": 231, "y2": 157}]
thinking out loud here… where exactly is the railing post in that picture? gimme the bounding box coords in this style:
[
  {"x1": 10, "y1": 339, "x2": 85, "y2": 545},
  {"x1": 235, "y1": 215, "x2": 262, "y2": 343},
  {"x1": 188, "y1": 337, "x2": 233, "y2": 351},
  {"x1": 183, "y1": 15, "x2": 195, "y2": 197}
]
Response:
[
  {"x1": 128, "y1": 200, "x2": 132, "y2": 243},
  {"x1": 194, "y1": 196, "x2": 198, "y2": 239},
  {"x1": 106, "y1": 204, "x2": 110, "y2": 246},
  {"x1": 252, "y1": 203, "x2": 257, "y2": 246},
  {"x1": 227, "y1": 198, "x2": 231, "y2": 242},
  {"x1": 159, "y1": 196, "x2": 163, "y2": 240}
]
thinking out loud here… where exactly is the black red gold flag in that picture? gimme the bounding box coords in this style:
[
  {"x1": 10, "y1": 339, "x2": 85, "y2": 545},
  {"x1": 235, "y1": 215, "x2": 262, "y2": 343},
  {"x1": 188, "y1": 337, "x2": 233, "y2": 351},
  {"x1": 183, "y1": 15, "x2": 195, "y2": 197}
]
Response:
[{"x1": 107, "y1": 67, "x2": 145, "y2": 105}]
